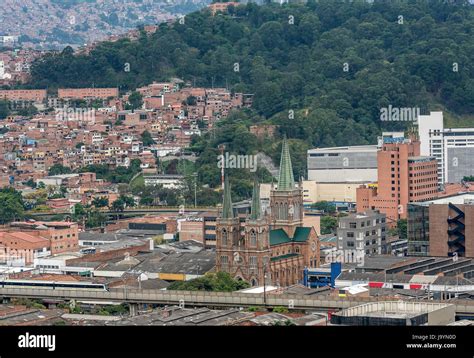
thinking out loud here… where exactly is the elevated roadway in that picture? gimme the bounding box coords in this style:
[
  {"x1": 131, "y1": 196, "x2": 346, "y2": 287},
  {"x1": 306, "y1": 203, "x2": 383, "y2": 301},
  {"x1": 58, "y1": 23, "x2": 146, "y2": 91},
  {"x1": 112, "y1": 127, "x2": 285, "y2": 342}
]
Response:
[{"x1": 1, "y1": 287, "x2": 474, "y2": 316}]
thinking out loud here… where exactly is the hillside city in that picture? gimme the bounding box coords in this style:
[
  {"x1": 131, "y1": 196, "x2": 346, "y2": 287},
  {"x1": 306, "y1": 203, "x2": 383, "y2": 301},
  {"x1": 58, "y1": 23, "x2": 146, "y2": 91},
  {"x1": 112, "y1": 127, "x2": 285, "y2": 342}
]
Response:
[
  {"x1": 0, "y1": 0, "x2": 473, "y2": 337},
  {"x1": 0, "y1": 0, "x2": 208, "y2": 49}
]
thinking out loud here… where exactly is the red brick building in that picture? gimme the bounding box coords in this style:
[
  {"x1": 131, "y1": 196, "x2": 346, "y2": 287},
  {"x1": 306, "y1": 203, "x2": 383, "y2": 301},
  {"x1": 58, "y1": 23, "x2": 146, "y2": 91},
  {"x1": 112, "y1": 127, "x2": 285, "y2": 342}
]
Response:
[
  {"x1": 408, "y1": 196, "x2": 474, "y2": 258},
  {"x1": 208, "y1": 2, "x2": 239, "y2": 15},
  {"x1": 9, "y1": 221, "x2": 79, "y2": 254},
  {"x1": 179, "y1": 220, "x2": 205, "y2": 243},
  {"x1": 429, "y1": 203, "x2": 474, "y2": 257},
  {"x1": 58, "y1": 88, "x2": 118, "y2": 100},
  {"x1": 357, "y1": 135, "x2": 438, "y2": 226},
  {"x1": 0, "y1": 89, "x2": 47, "y2": 103},
  {"x1": 0, "y1": 232, "x2": 50, "y2": 265}
]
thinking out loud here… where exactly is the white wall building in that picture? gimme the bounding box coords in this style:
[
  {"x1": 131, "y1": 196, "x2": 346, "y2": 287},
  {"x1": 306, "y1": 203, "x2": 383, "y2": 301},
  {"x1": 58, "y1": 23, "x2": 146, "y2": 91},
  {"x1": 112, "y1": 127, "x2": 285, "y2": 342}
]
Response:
[
  {"x1": 418, "y1": 111, "x2": 474, "y2": 185},
  {"x1": 307, "y1": 145, "x2": 378, "y2": 183},
  {"x1": 144, "y1": 174, "x2": 185, "y2": 189}
]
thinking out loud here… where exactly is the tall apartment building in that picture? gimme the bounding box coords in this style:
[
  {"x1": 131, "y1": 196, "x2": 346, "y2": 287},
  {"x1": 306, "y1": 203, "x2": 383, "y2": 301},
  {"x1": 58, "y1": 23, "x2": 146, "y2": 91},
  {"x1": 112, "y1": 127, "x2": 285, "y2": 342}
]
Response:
[
  {"x1": 357, "y1": 133, "x2": 438, "y2": 226},
  {"x1": 418, "y1": 111, "x2": 474, "y2": 185},
  {"x1": 337, "y1": 210, "x2": 387, "y2": 258},
  {"x1": 408, "y1": 193, "x2": 474, "y2": 258}
]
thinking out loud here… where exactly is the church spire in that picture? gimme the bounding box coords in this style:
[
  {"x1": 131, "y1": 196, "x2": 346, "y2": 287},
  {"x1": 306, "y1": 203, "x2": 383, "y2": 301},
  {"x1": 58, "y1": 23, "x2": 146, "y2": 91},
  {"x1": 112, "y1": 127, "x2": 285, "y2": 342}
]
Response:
[
  {"x1": 277, "y1": 135, "x2": 295, "y2": 191},
  {"x1": 222, "y1": 175, "x2": 234, "y2": 219},
  {"x1": 249, "y1": 177, "x2": 261, "y2": 220}
]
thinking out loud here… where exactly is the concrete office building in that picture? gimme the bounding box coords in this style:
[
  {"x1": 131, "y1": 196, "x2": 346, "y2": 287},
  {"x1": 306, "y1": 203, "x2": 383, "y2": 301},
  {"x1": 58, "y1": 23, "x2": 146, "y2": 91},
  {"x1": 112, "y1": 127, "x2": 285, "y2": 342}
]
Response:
[
  {"x1": 337, "y1": 210, "x2": 387, "y2": 257},
  {"x1": 418, "y1": 111, "x2": 474, "y2": 185},
  {"x1": 307, "y1": 145, "x2": 378, "y2": 183},
  {"x1": 408, "y1": 193, "x2": 474, "y2": 258}
]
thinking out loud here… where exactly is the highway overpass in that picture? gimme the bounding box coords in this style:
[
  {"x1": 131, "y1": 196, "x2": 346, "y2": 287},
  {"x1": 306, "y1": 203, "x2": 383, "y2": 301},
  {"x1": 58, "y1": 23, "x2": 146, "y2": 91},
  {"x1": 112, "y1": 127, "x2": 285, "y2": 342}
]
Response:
[{"x1": 2, "y1": 287, "x2": 474, "y2": 317}]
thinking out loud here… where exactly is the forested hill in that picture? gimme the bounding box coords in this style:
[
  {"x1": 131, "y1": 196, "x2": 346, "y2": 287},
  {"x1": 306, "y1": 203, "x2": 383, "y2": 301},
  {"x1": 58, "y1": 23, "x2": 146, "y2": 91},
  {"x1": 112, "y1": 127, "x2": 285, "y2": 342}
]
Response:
[{"x1": 28, "y1": 1, "x2": 473, "y2": 148}]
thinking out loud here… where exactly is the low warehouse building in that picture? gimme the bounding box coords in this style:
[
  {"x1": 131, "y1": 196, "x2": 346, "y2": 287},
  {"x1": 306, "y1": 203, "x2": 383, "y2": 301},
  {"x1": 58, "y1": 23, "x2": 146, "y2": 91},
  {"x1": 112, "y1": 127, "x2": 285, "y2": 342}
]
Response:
[{"x1": 331, "y1": 301, "x2": 455, "y2": 326}]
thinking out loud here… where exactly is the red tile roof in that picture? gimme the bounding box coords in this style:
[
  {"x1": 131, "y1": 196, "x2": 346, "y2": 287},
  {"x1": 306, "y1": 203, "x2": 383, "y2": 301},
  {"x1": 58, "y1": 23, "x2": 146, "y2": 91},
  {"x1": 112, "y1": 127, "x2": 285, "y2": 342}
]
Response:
[{"x1": 2, "y1": 232, "x2": 49, "y2": 243}]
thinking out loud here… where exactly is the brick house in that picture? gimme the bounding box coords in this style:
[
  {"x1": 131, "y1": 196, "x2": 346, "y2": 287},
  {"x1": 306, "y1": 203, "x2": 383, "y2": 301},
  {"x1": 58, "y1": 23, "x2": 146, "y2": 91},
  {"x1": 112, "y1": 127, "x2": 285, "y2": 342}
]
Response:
[
  {"x1": 0, "y1": 232, "x2": 50, "y2": 265},
  {"x1": 9, "y1": 221, "x2": 79, "y2": 255}
]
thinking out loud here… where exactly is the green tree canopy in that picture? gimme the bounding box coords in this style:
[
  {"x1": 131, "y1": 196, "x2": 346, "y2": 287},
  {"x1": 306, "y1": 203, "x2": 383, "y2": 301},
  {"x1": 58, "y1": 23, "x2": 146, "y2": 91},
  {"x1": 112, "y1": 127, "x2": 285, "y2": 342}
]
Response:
[
  {"x1": 92, "y1": 196, "x2": 109, "y2": 208},
  {"x1": 167, "y1": 272, "x2": 250, "y2": 292},
  {"x1": 0, "y1": 188, "x2": 25, "y2": 224},
  {"x1": 320, "y1": 216, "x2": 338, "y2": 235},
  {"x1": 48, "y1": 164, "x2": 72, "y2": 176},
  {"x1": 0, "y1": 100, "x2": 9, "y2": 120},
  {"x1": 141, "y1": 130, "x2": 155, "y2": 146},
  {"x1": 311, "y1": 201, "x2": 336, "y2": 214},
  {"x1": 127, "y1": 91, "x2": 143, "y2": 110}
]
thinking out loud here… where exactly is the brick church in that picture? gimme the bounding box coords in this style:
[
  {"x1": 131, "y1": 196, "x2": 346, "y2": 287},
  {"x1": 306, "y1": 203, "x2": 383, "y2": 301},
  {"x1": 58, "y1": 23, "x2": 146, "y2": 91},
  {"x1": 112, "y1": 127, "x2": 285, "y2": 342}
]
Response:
[{"x1": 215, "y1": 136, "x2": 320, "y2": 287}]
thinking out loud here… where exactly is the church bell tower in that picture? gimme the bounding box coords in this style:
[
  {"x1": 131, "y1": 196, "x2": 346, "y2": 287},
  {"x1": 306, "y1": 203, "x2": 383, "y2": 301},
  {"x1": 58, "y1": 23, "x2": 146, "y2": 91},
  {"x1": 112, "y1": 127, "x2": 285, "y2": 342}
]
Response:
[{"x1": 270, "y1": 135, "x2": 304, "y2": 238}]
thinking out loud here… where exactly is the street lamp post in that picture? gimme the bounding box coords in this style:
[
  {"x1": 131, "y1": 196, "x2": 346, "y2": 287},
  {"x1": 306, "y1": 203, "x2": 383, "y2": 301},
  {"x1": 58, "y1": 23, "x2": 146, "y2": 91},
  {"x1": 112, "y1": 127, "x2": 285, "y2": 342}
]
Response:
[
  {"x1": 193, "y1": 173, "x2": 197, "y2": 208},
  {"x1": 263, "y1": 263, "x2": 267, "y2": 307},
  {"x1": 263, "y1": 257, "x2": 268, "y2": 307}
]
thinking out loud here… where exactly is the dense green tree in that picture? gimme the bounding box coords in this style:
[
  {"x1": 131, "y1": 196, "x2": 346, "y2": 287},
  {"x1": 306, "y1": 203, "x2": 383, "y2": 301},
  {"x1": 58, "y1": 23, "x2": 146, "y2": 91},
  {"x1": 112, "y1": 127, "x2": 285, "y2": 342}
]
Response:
[
  {"x1": 48, "y1": 164, "x2": 72, "y2": 176},
  {"x1": 141, "y1": 130, "x2": 155, "y2": 146},
  {"x1": 167, "y1": 272, "x2": 250, "y2": 291},
  {"x1": 27, "y1": 2, "x2": 473, "y2": 120},
  {"x1": 0, "y1": 188, "x2": 25, "y2": 224},
  {"x1": 121, "y1": 195, "x2": 136, "y2": 207},
  {"x1": 311, "y1": 201, "x2": 336, "y2": 214},
  {"x1": 320, "y1": 216, "x2": 338, "y2": 235},
  {"x1": 86, "y1": 209, "x2": 107, "y2": 228},
  {"x1": 110, "y1": 195, "x2": 135, "y2": 211},
  {"x1": 111, "y1": 198, "x2": 126, "y2": 212},
  {"x1": 72, "y1": 203, "x2": 86, "y2": 221},
  {"x1": 17, "y1": 105, "x2": 38, "y2": 117},
  {"x1": 24, "y1": 179, "x2": 37, "y2": 188},
  {"x1": 0, "y1": 100, "x2": 9, "y2": 120},
  {"x1": 186, "y1": 95, "x2": 197, "y2": 105},
  {"x1": 397, "y1": 219, "x2": 408, "y2": 241},
  {"x1": 79, "y1": 159, "x2": 142, "y2": 183},
  {"x1": 127, "y1": 91, "x2": 143, "y2": 110},
  {"x1": 92, "y1": 196, "x2": 109, "y2": 208}
]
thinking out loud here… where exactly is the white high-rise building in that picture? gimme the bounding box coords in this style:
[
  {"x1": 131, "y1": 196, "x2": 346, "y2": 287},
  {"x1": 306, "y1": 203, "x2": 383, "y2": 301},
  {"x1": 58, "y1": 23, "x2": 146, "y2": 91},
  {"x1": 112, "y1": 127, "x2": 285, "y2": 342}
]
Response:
[{"x1": 418, "y1": 111, "x2": 474, "y2": 185}]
